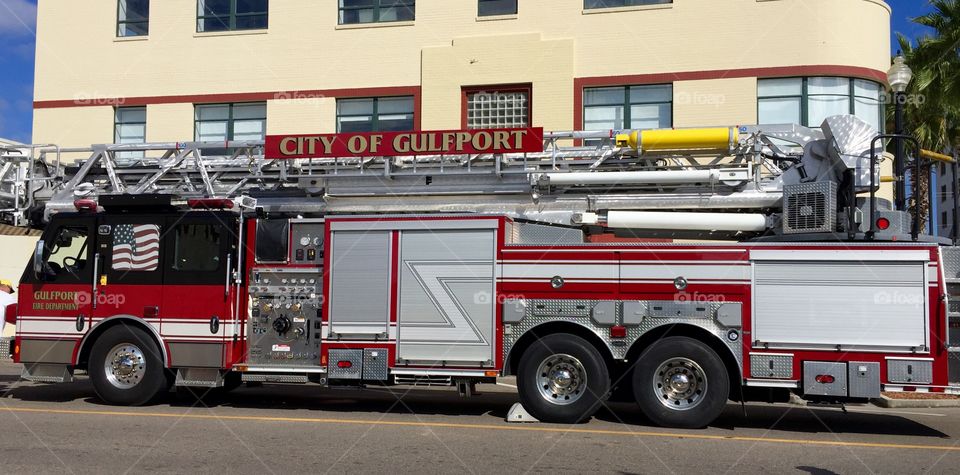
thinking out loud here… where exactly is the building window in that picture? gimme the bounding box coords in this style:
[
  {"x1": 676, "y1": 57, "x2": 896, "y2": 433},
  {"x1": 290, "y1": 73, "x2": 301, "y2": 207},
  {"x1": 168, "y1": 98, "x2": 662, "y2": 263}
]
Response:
[
  {"x1": 337, "y1": 97, "x2": 415, "y2": 132},
  {"x1": 584, "y1": 0, "x2": 671, "y2": 9},
  {"x1": 464, "y1": 85, "x2": 530, "y2": 129},
  {"x1": 195, "y1": 103, "x2": 266, "y2": 154},
  {"x1": 479, "y1": 0, "x2": 517, "y2": 16},
  {"x1": 758, "y1": 77, "x2": 883, "y2": 131},
  {"x1": 583, "y1": 84, "x2": 672, "y2": 133},
  {"x1": 115, "y1": 106, "x2": 146, "y2": 161},
  {"x1": 339, "y1": 0, "x2": 415, "y2": 25},
  {"x1": 117, "y1": 0, "x2": 149, "y2": 37},
  {"x1": 197, "y1": 0, "x2": 268, "y2": 33}
]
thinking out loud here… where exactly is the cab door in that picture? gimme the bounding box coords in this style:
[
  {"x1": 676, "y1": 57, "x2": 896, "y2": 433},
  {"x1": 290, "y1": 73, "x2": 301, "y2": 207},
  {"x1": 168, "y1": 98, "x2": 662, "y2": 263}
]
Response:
[
  {"x1": 160, "y1": 213, "x2": 238, "y2": 368},
  {"x1": 17, "y1": 215, "x2": 95, "y2": 364},
  {"x1": 93, "y1": 215, "x2": 165, "y2": 331}
]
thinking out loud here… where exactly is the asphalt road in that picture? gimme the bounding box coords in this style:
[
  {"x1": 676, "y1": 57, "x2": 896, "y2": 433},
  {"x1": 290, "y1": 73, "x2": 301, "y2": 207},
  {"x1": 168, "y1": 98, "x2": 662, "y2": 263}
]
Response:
[{"x1": 1, "y1": 362, "x2": 960, "y2": 474}]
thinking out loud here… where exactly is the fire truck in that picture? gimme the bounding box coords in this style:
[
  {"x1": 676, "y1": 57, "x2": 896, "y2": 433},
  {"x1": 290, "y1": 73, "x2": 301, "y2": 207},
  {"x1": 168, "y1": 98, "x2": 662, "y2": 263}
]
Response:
[{"x1": 1, "y1": 115, "x2": 959, "y2": 428}]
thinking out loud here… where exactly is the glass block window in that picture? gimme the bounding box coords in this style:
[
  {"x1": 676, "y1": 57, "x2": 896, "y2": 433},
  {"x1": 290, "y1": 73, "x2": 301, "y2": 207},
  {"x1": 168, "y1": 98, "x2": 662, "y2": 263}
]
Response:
[
  {"x1": 479, "y1": 0, "x2": 517, "y2": 16},
  {"x1": 583, "y1": 84, "x2": 672, "y2": 132},
  {"x1": 339, "y1": 0, "x2": 415, "y2": 25},
  {"x1": 337, "y1": 96, "x2": 415, "y2": 133},
  {"x1": 197, "y1": 0, "x2": 268, "y2": 32},
  {"x1": 465, "y1": 87, "x2": 530, "y2": 129},
  {"x1": 117, "y1": 0, "x2": 149, "y2": 37},
  {"x1": 115, "y1": 107, "x2": 146, "y2": 161}
]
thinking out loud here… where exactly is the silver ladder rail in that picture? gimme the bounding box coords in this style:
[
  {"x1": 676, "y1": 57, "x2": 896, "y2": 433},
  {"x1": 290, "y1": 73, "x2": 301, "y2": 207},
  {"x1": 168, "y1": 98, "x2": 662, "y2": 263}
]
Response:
[{"x1": 0, "y1": 123, "x2": 829, "y2": 227}]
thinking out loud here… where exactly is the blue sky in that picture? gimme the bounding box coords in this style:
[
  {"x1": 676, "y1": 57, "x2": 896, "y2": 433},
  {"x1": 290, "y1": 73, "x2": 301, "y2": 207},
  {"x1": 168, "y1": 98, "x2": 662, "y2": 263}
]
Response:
[{"x1": 0, "y1": 0, "x2": 941, "y2": 144}]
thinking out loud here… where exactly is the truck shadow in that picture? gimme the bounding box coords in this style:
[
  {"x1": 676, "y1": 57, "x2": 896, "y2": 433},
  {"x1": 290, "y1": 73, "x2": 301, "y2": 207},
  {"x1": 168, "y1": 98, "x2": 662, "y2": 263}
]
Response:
[{"x1": 0, "y1": 374, "x2": 951, "y2": 439}]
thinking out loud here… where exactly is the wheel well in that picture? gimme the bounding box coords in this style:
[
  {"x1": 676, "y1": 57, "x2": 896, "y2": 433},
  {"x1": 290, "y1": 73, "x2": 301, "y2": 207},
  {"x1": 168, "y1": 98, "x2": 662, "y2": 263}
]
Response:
[
  {"x1": 625, "y1": 323, "x2": 742, "y2": 401},
  {"x1": 505, "y1": 321, "x2": 616, "y2": 376},
  {"x1": 77, "y1": 318, "x2": 166, "y2": 371}
]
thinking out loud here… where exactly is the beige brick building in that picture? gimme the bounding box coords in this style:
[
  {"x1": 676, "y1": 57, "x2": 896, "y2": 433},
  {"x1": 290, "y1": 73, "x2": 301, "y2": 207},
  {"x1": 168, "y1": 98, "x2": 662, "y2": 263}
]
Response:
[{"x1": 33, "y1": 0, "x2": 892, "y2": 153}]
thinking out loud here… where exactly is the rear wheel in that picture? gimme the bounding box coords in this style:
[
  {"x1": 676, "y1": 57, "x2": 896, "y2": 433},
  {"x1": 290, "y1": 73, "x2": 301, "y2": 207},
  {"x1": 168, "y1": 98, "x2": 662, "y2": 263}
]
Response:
[
  {"x1": 89, "y1": 324, "x2": 169, "y2": 406},
  {"x1": 632, "y1": 336, "x2": 729, "y2": 428},
  {"x1": 517, "y1": 334, "x2": 610, "y2": 423}
]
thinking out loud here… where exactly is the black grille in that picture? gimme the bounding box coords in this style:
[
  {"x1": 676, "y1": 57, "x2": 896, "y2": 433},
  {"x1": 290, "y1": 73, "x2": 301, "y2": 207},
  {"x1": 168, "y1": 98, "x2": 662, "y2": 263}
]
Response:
[{"x1": 786, "y1": 192, "x2": 826, "y2": 230}]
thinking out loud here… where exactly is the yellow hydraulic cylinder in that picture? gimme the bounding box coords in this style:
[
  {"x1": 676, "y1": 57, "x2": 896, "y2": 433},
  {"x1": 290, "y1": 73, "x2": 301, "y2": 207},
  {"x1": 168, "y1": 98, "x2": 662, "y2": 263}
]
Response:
[
  {"x1": 920, "y1": 149, "x2": 956, "y2": 164},
  {"x1": 616, "y1": 127, "x2": 739, "y2": 154}
]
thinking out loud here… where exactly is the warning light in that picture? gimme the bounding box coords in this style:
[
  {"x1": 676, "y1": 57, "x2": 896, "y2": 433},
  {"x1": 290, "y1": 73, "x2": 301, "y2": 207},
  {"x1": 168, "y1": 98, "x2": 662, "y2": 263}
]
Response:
[
  {"x1": 815, "y1": 374, "x2": 835, "y2": 384},
  {"x1": 188, "y1": 198, "x2": 234, "y2": 210},
  {"x1": 610, "y1": 325, "x2": 627, "y2": 338},
  {"x1": 876, "y1": 217, "x2": 891, "y2": 231},
  {"x1": 337, "y1": 360, "x2": 353, "y2": 369},
  {"x1": 74, "y1": 199, "x2": 98, "y2": 212}
]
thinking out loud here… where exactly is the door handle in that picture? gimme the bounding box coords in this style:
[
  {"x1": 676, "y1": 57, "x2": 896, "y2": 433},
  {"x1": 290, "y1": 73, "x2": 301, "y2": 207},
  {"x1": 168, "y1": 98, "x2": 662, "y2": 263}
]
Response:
[
  {"x1": 210, "y1": 316, "x2": 220, "y2": 335},
  {"x1": 76, "y1": 314, "x2": 86, "y2": 332}
]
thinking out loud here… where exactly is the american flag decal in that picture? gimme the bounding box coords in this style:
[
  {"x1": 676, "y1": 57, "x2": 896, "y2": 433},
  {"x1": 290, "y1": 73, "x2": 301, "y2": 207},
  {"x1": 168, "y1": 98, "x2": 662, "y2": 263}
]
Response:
[{"x1": 112, "y1": 224, "x2": 160, "y2": 271}]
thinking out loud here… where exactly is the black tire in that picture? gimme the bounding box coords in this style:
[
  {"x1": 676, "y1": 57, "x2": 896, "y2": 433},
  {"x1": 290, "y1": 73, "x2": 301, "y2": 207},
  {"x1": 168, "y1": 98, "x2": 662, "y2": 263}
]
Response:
[
  {"x1": 517, "y1": 334, "x2": 610, "y2": 424},
  {"x1": 632, "y1": 336, "x2": 729, "y2": 429},
  {"x1": 89, "y1": 324, "x2": 170, "y2": 406}
]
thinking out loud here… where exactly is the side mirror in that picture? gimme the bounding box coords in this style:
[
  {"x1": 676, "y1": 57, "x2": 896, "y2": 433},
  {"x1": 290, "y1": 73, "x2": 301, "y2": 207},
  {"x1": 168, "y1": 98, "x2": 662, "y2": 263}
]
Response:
[{"x1": 33, "y1": 240, "x2": 44, "y2": 279}]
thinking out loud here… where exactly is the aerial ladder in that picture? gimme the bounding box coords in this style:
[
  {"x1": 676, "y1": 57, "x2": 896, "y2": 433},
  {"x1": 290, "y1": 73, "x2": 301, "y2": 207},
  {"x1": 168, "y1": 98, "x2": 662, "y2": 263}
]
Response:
[{"x1": 0, "y1": 114, "x2": 956, "y2": 243}]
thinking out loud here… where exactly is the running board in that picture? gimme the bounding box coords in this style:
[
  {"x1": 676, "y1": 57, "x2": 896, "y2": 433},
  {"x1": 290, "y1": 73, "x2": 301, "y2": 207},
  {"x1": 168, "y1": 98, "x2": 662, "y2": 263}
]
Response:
[
  {"x1": 21, "y1": 364, "x2": 74, "y2": 384},
  {"x1": 175, "y1": 368, "x2": 224, "y2": 388}
]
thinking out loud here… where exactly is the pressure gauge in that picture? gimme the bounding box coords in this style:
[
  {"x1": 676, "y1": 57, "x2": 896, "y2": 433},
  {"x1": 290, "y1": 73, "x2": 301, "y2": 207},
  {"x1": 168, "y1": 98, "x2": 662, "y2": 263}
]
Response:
[
  {"x1": 313, "y1": 237, "x2": 321, "y2": 246},
  {"x1": 300, "y1": 236, "x2": 311, "y2": 246}
]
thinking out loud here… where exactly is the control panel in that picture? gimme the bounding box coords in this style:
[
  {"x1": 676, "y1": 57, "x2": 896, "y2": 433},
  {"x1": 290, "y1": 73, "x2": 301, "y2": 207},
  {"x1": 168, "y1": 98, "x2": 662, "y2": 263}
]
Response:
[
  {"x1": 291, "y1": 221, "x2": 325, "y2": 264},
  {"x1": 248, "y1": 268, "x2": 323, "y2": 366}
]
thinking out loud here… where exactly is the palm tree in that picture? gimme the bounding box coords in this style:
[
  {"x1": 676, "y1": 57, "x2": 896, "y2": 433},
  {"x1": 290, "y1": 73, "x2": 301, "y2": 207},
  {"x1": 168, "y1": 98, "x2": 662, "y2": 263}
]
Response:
[{"x1": 891, "y1": 0, "x2": 960, "y2": 231}]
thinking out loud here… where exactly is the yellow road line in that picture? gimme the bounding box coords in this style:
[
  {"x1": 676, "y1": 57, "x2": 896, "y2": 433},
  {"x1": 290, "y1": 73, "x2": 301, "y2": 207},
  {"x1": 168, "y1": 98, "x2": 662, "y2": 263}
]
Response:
[{"x1": 1, "y1": 406, "x2": 957, "y2": 452}]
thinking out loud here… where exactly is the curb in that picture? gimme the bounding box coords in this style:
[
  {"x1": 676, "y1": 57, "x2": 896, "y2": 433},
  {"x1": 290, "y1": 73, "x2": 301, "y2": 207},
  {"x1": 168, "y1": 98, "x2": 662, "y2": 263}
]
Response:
[{"x1": 872, "y1": 395, "x2": 960, "y2": 409}]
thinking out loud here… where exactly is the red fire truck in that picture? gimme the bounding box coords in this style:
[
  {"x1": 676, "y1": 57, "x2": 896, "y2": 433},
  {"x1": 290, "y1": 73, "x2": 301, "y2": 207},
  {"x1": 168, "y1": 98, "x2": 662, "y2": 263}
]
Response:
[{"x1": 3, "y1": 116, "x2": 959, "y2": 428}]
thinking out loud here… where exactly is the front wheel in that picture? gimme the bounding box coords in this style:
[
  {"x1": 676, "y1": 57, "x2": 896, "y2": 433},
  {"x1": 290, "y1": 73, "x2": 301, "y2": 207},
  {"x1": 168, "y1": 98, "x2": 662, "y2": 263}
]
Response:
[
  {"x1": 89, "y1": 324, "x2": 170, "y2": 406},
  {"x1": 632, "y1": 336, "x2": 729, "y2": 429},
  {"x1": 517, "y1": 334, "x2": 610, "y2": 424}
]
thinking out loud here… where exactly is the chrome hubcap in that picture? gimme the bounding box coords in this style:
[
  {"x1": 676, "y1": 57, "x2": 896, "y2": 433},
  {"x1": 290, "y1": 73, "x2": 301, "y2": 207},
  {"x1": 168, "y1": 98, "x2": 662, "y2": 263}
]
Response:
[
  {"x1": 536, "y1": 354, "x2": 587, "y2": 405},
  {"x1": 653, "y1": 357, "x2": 707, "y2": 411},
  {"x1": 104, "y1": 343, "x2": 146, "y2": 390}
]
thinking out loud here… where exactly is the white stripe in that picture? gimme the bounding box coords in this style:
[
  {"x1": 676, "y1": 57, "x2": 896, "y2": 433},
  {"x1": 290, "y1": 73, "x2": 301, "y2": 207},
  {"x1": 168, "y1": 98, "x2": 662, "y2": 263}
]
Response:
[{"x1": 501, "y1": 263, "x2": 617, "y2": 280}]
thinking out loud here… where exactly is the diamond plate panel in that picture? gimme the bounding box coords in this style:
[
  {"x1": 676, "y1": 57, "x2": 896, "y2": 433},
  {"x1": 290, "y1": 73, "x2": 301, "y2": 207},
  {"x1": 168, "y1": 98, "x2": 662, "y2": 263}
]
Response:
[
  {"x1": 750, "y1": 353, "x2": 793, "y2": 379},
  {"x1": 943, "y1": 247, "x2": 960, "y2": 282},
  {"x1": 511, "y1": 223, "x2": 584, "y2": 245},
  {"x1": 783, "y1": 181, "x2": 838, "y2": 234},
  {"x1": 529, "y1": 300, "x2": 591, "y2": 318},
  {"x1": 328, "y1": 349, "x2": 363, "y2": 380},
  {"x1": 887, "y1": 359, "x2": 933, "y2": 384},
  {"x1": 362, "y1": 348, "x2": 388, "y2": 381}
]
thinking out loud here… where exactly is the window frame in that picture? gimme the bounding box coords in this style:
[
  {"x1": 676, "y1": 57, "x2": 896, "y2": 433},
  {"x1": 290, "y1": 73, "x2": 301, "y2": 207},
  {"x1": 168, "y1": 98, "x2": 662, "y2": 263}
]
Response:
[
  {"x1": 583, "y1": 0, "x2": 672, "y2": 10},
  {"x1": 197, "y1": 0, "x2": 268, "y2": 33},
  {"x1": 193, "y1": 102, "x2": 267, "y2": 145},
  {"x1": 757, "y1": 76, "x2": 884, "y2": 131},
  {"x1": 26, "y1": 217, "x2": 94, "y2": 285},
  {"x1": 478, "y1": 0, "x2": 518, "y2": 17},
  {"x1": 117, "y1": 0, "x2": 150, "y2": 37},
  {"x1": 338, "y1": 0, "x2": 416, "y2": 25},
  {"x1": 114, "y1": 106, "x2": 147, "y2": 161},
  {"x1": 582, "y1": 83, "x2": 673, "y2": 133},
  {"x1": 163, "y1": 213, "x2": 237, "y2": 286},
  {"x1": 336, "y1": 96, "x2": 416, "y2": 133},
  {"x1": 461, "y1": 84, "x2": 532, "y2": 129}
]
